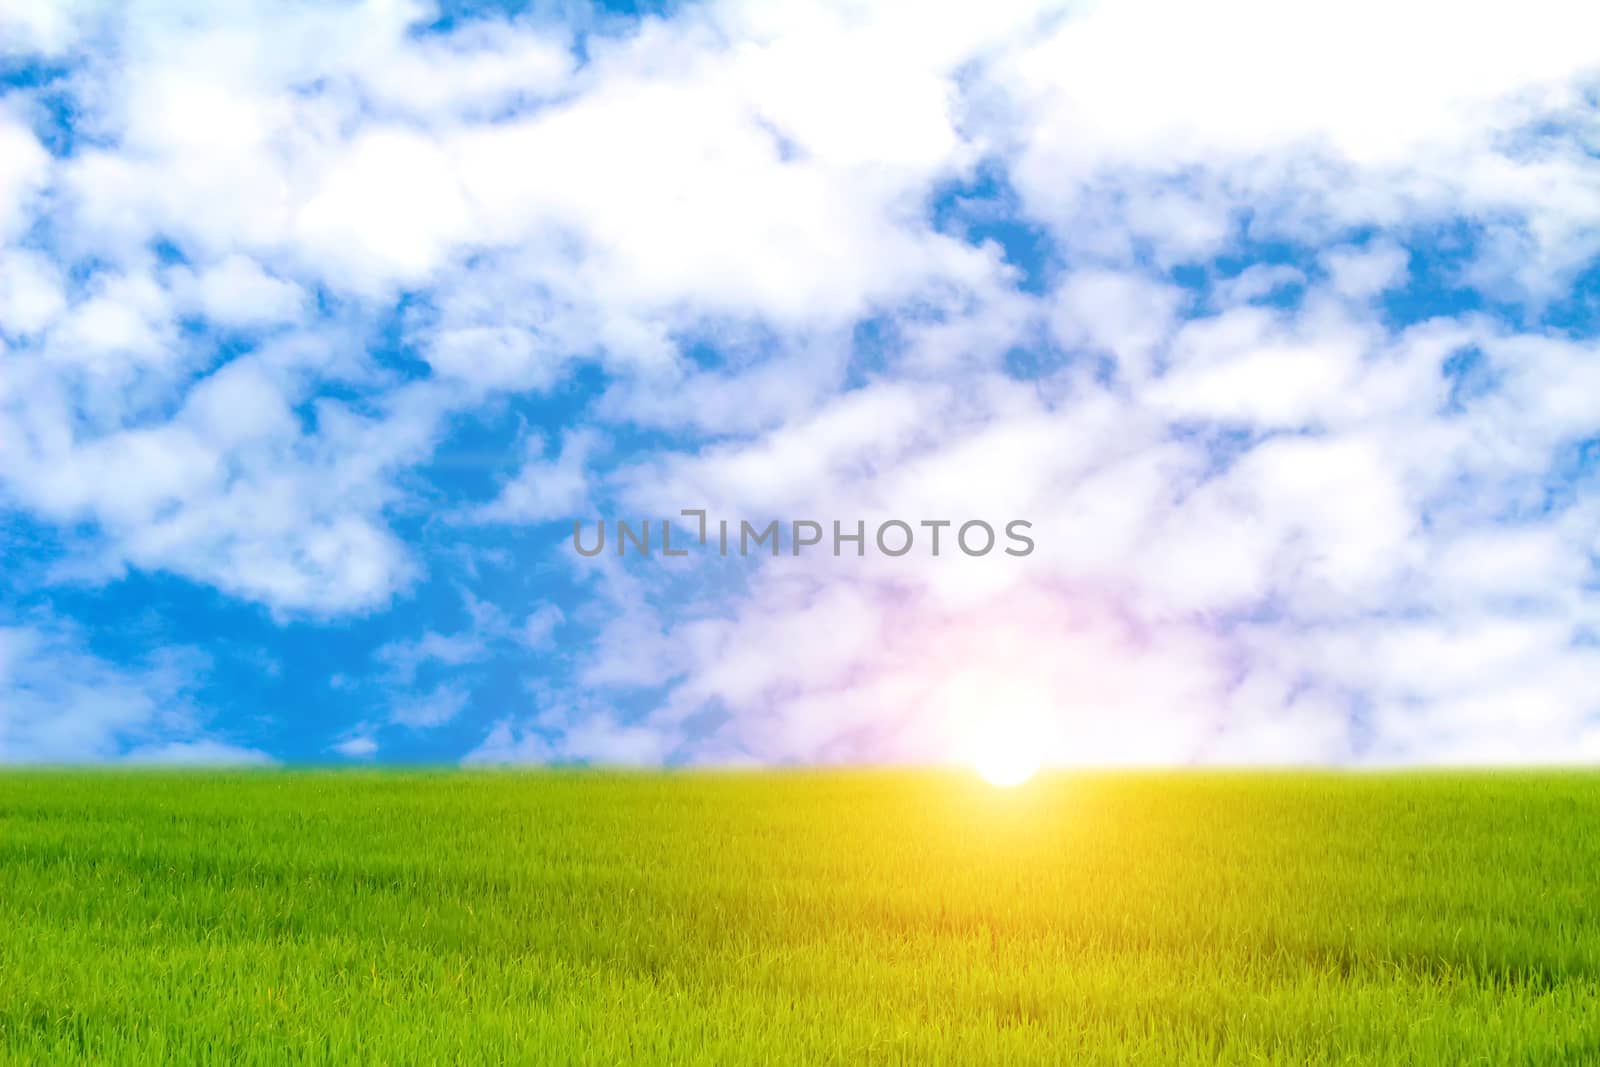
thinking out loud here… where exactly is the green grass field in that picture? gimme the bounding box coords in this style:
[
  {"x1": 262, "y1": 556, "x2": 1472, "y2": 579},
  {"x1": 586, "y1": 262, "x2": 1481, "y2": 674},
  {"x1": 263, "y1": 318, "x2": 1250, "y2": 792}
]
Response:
[{"x1": 1, "y1": 770, "x2": 1596, "y2": 1064}]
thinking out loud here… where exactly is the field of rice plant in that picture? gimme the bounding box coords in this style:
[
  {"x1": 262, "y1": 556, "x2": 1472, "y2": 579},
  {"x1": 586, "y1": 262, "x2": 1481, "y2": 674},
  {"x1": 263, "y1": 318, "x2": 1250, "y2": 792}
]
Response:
[{"x1": 1, "y1": 770, "x2": 1596, "y2": 1064}]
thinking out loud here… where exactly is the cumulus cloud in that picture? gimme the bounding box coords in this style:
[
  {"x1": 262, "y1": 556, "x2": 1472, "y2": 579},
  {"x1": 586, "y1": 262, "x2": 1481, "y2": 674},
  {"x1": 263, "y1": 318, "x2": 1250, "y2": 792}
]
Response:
[
  {"x1": 331, "y1": 732, "x2": 380, "y2": 760},
  {"x1": 0, "y1": 617, "x2": 247, "y2": 762},
  {"x1": 1, "y1": 0, "x2": 1596, "y2": 765},
  {"x1": 468, "y1": 431, "x2": 597, "y2": 524},
  {"x1": 999, "y1": 0, "x2": 1600, "y2": 295},
  {"x1": 390, "y1": 683, "x2": 472, "y2": 729}
]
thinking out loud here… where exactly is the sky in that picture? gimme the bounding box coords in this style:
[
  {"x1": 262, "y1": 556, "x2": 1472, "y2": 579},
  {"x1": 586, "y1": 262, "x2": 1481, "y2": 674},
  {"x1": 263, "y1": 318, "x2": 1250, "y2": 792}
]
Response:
[{"x1": 0, "y1": 0, "x2": 1597, "y2": 768}]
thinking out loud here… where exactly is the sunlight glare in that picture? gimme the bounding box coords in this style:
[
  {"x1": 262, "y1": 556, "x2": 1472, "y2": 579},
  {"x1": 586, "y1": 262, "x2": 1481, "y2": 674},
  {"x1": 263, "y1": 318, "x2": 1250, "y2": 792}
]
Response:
[{"x1": 971, "y1": 714, "x2": 1046, "y2": 787}]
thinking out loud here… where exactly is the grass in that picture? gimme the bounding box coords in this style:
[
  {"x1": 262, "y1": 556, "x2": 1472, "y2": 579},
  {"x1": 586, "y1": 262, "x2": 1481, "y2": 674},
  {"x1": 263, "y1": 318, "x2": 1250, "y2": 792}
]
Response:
[{"x1": 1, "y1": 769, "x2": 1597, "y2": 1064}]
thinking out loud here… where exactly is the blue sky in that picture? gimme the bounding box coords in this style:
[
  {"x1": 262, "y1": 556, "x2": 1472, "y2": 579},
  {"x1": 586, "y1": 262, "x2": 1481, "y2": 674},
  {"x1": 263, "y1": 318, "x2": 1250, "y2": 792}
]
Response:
[{"x1": 1, "y1": 0, "x2": 1598, "y2": 767}]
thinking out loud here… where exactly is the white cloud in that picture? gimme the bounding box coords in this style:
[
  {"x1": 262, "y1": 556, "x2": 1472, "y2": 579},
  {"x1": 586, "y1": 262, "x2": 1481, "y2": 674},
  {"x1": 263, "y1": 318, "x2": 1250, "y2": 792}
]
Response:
[
  {"x1": 168, "y1": 254, "x2": 306, "y2": 328},
  {"x1": 564, "y1": 263, "x2": 1598, "y2": 764},
  {"x1": 391, "y1": 683, "x2": 471, "y2": 729},
  {"x1": 462, "y1": 719, "x2": 552, "y2": 764},
  {"x1": 0, "y1": 617, "x2": 246, "y2": 762},
  {"x1": 1321, "y1": 242, "x2": 1410, "y2": 300},
  {"x1": 1000, "y1": 0, "x2": 1600, "y2": 292},
  {"x1": 1051, "y1": 268, "x2": 1186, "y2": 382},
  {"x1": 1, "y1": 334, "x2": 442, "y2": 615},
  {"x1": 0, "y1": 113, "x2": 49, "y2": 241},
  {"x1": 0, "y1": 249, "x2": 66, "y2": 336},
  {"x1": 332, "y1": 733, "x2": 379, "y2": 760},
  {"x1": 519, "y1": 603, "x2": 565, "y2": 648},
  {"x1": 375, "y1": 628, "x2": 489, "y2": 686},
  {"x1": 122, "y1": 739, "x2": 276, "y2": 766},
  {"x1": 464, "y1": 708, "x2": 678, "y2": 766},
  {"x1": 468, "y1": 430, "x2": 597, "y2": 524},
  {"x1": 1, "y1": 0, "x2": 1597, "y2": 767}
]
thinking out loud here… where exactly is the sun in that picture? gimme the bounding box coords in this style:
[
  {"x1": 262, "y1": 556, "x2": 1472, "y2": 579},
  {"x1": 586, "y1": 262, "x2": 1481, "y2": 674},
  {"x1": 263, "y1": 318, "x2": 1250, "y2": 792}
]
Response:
[
  {"x1": 973, "y1": 743, "x2": 1041, "y2": 787},
  {"x1": 970, "y1": 716, "x2": 1047, "y2": 787},
  {"x1": 933, "y1": 673, "x2": 1056, "y2": 788}
]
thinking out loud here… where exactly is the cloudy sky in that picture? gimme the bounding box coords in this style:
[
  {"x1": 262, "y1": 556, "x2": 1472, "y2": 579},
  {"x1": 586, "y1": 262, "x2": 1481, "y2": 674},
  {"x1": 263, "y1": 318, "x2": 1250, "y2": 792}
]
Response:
[{"x1": 1, "y1": 0, "x2": 1597, "y2": 767}]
